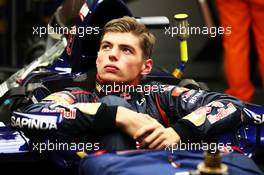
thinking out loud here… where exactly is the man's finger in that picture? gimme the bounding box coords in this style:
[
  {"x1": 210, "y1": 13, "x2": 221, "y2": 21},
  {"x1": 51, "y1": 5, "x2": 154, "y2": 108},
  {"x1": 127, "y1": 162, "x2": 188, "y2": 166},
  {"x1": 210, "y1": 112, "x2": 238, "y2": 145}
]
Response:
[
  {"x1": 134, "y1": 123, "x2": 160, "y2": 140},
  {"x1": 141, "y1": 128, "x2": 163, "y2": 148},
  {"x1": 148, "y1": 134, "x2": 165, "y2": 149},
  {"x1": 156, "y1": 141, "x2": 168, "y2": 150}
]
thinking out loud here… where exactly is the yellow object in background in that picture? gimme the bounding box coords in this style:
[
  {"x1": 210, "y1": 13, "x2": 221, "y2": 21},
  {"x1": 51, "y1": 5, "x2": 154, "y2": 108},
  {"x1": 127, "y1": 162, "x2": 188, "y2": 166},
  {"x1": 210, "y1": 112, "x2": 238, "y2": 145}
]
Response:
[
  {"x1": 180, "y1": 40, "x2": 188, "y2": 63},
  {"x1": 171, "y1": 13, "x2": 189, "y2": 79},
  {"x1": 76, "y1": 151, "x2": 88, "y2": 158},
  {"x1": 172, "y1": 69, "x2": 183, "y2": 79},
  {"x1": 174, "y1": 13, "x2": 188, "y2": 20}
]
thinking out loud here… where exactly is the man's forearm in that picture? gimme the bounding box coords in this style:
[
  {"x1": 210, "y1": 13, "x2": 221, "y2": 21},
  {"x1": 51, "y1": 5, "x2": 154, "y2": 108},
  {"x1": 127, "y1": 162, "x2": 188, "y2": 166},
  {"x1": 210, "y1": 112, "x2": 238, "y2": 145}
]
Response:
[
  {"x1": 116, "y1": 106, "x2": 140, "y2": 128},
  {"x1": 115, "y1": 106, "x2": 161, "y2": 138},
  {"x1": 13, "y1": 102, "x2": 118, "y2": 140}
]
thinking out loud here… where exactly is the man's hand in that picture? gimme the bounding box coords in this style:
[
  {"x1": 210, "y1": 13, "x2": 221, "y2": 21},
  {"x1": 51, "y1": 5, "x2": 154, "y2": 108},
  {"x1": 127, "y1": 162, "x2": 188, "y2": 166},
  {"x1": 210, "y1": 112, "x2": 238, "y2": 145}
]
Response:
[
  {"x1": 115, "y1": 106, "x2": 180, "y2": 149},
  {"x1": 134, "y1": 124, "x2": 180, "y2": 149},
  {"x1": 115, "y1": 106, "x2": 159, "y2": 138}
]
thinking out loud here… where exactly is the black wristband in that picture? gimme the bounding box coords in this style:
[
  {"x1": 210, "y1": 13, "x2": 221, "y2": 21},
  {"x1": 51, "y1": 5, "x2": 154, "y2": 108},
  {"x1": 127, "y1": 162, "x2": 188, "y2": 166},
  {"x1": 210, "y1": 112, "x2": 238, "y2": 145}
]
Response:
[
  {"x1": 171, "y1": 120, "x2": 203, "y2": 142},
  {"x1": 92, "y1": 104, "x2": 118, "y2": 132}
]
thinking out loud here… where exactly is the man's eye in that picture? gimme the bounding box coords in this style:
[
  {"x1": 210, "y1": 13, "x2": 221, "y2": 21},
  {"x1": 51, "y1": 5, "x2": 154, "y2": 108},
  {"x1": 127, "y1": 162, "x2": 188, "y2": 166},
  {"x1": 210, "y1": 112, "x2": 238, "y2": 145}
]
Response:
[
  {"x1": 123, "y1": 48, "x2": 132, "y2": 54},
  {"x1": 101, "y1": 45, "x2": 110, "y2": 50}
]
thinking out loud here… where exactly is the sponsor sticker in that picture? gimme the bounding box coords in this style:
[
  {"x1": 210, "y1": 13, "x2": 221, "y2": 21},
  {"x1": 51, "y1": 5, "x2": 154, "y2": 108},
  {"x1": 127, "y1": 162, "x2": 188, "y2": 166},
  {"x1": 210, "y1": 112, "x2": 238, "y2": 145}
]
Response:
[
  {"x1": 188, "y1": 90, "x2": 203, "y2": 104},
  {"x1": 243, "y1": 108, "x2": 264, "y2": 124},
  {"x1": 207, "y1": 103, "x2": 237, "y2": 124},
  {"x1": 171, "y1": 87, "x2": 189, "y2": 97},
  {"x1": 79, "y1": 2, "x2": 89, "y2": 21},
  {"x1": 42, "y1": 107, "x2": 77, "y2": 119},
  {"x1": 11, "y1": 112, "x2": 60, "y2": 130},
  {"x1": 207, "y1": 101, "x2": 225, "y2": 108},
  {"x1": 182, "y1": 89, "x2": 196, "y2": 102}
]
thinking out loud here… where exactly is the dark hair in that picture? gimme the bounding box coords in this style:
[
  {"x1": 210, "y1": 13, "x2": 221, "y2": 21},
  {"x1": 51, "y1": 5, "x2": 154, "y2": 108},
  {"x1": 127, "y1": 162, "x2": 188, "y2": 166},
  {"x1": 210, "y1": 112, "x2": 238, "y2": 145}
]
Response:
[{"x1": 101, "y1": 16, "x2": 156, "y2": 58}]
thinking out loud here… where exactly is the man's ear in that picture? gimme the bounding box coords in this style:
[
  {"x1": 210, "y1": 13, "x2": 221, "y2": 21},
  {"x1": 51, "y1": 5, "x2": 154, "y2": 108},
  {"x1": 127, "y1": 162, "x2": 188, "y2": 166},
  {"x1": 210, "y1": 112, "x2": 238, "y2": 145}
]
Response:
[{"x1": 141, "y1": 59, "x2": 153, "y2": 76}]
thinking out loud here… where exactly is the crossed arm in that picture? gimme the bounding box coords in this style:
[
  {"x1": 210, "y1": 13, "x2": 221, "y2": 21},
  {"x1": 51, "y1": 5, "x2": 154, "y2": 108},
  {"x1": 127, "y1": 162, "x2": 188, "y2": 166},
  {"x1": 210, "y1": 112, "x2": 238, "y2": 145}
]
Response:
[
  {"x1": 16, "y1": 99, "x2": 179, "y2": 149},
  {"x1": 115, "y1": 106, "x2": 180, "y2": 149},
  {"x1": 16, "y1": 87, "x2": 245, "y2": 150}
]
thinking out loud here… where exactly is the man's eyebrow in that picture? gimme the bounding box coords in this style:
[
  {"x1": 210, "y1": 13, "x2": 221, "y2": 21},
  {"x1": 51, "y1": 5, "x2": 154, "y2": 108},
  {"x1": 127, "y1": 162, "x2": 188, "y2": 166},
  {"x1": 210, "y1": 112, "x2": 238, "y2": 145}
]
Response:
[
  {"x1": 119, "y1": 44, "x2": 136, "y2": 51},
  {"x1": 100, "y1": 41, "x2": 136, "y2": 52},
  {"x1": 100, "y1": 40, "x2": 112, "y2": 45}
]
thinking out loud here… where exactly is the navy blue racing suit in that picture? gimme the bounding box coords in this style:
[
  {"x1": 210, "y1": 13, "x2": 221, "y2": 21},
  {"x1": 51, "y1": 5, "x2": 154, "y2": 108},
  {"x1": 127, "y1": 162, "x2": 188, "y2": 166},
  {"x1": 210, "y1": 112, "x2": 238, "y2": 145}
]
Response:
[{"x1": 11, "y1": 81, "x2": 246, "y2": 150}]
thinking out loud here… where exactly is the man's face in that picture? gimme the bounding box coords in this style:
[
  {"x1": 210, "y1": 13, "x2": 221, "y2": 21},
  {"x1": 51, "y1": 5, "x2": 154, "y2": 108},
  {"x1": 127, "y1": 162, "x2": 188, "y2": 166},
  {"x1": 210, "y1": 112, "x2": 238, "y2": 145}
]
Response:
[{"x1": 96, "y1": 32, "x2": 152, "y2": 84}]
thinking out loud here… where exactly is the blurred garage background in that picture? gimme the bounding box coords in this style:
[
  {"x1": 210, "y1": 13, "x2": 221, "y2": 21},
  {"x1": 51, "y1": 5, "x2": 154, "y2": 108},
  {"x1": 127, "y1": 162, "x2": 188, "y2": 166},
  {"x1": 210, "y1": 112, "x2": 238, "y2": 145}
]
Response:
[{"x1": 0, "y1": 0, "x2": 263, "y2": 104}]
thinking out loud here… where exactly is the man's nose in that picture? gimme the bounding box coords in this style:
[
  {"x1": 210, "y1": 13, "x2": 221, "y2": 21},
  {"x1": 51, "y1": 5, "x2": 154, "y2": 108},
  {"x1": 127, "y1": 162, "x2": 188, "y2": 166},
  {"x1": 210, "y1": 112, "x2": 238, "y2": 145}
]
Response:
[{"x1": 108, "y1": 47, "x2": 119, "y2": 61}]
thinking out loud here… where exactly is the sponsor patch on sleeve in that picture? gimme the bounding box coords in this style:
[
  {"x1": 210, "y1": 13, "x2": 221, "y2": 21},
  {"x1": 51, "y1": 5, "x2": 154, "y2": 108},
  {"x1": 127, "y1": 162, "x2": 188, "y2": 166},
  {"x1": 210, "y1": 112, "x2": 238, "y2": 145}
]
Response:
[
  {"x1": 207, "y1": 103, "x2": 237, "y2": 124},
  {"x1": 171, "y1": 87, "x2": 189, "y2": 97},
  {"x1": 182, "y1": 89, "x2": 196, "y2": 102},
  {"x1": 187, "y1": 90, "x2": 204, "y2": 104},
  {"x1": 183, "y1": 106, "x2": 211, "y2": 126},
  {"x1": 41, "y1": 107, "x2": 77, "y2": 119},
  {"x1": 207, "y1": 101, "x2": 225, "y2": 108}
]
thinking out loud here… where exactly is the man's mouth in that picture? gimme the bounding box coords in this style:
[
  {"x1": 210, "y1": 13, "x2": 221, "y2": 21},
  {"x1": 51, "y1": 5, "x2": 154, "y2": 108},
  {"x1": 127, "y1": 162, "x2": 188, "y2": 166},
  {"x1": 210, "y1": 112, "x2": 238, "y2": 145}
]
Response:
[{"x1": 104, "y1": 64, "x2": 119, "y2": 72}]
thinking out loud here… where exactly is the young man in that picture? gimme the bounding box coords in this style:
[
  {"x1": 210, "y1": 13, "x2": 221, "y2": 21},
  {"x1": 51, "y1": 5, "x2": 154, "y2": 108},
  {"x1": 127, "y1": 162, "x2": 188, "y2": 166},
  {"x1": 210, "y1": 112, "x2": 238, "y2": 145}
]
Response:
[{"x1": 13, "y1": 16, "x2": 246, "y2": 150}]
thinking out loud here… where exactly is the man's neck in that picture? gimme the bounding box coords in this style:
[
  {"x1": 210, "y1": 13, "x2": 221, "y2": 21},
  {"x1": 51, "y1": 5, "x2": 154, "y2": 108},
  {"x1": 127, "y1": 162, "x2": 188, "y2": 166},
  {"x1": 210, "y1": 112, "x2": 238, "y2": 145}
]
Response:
[{"x1": 95, "y1": 74, "x2": 141, "y2": 95}]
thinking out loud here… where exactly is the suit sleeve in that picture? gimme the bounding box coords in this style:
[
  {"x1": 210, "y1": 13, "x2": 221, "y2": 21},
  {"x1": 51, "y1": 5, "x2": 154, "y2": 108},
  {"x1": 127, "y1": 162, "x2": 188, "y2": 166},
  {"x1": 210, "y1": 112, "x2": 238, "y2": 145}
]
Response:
[
  {"x1": 11, "y1": 92, "x2": 118, "y2": 140},
  {"x1": 155, "y1": 85, "x2": 246, "y2": 141}
]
